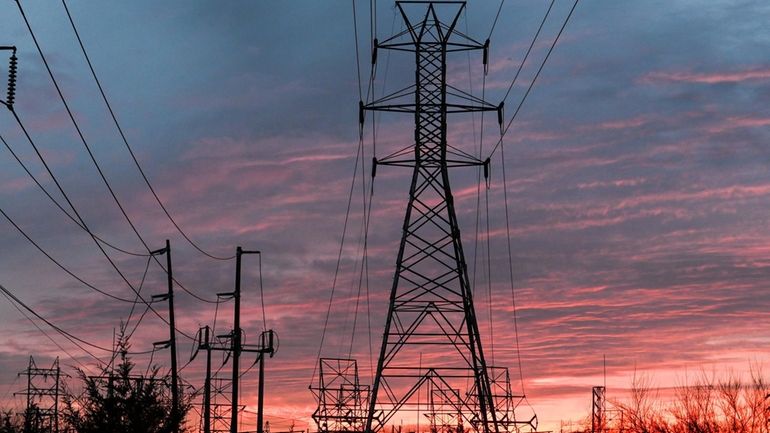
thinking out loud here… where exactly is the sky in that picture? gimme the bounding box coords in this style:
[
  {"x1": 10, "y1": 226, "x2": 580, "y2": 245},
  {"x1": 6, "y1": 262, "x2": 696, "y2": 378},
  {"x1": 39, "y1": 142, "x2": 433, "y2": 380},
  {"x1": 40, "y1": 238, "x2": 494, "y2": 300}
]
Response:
[{"x1": 1, "y1": 0, "x2": 770, "y2": 431}]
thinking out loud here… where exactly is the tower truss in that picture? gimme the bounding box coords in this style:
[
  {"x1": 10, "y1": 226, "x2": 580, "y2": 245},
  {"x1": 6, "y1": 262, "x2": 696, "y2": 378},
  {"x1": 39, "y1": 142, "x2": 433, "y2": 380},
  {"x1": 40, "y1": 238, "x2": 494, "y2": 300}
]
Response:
[{"x1": 359, "y1": 2, "x2": 533, "y2": 433}]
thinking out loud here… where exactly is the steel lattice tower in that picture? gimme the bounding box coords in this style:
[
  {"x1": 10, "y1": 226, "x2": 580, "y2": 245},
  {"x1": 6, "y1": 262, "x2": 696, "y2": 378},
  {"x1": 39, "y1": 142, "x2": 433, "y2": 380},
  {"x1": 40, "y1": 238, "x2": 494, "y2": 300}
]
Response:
[
  {"x1": 16, "y1": 356, "x2": 62, "y2": 433},
  {"x1": 362, "y1": 2, "x2": 509, "y2": 432}
]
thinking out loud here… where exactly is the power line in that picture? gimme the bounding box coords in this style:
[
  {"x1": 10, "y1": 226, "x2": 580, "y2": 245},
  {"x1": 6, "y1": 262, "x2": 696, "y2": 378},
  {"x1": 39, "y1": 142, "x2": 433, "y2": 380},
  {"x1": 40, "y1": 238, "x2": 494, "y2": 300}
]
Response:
[
  {"x1": 0, "y1": 133, "x2": 150, "y2": 258},
  {"x1": 0, "y1": 283, "x2": 113, "y2": 357},
  {"x1": 352, "y1": 0, "x2": 364, "y2": 102},
  {"x1": 310, "y1": 125, "x2": 364, "y2": 387},
  {"x1": 60, "y1": 0, "x2": 234, "y2": 262},
  {"x1": 0, "y1": 205, "x2": 138, "y2": 304},
  {"x1": 309, "y1": 0, "x2": 373, "y2": 374},
  {"x1": 346, "y1": 128, "x2": 373, "y2": 360},
  {"x1": 488, "y1": 0, "x2": 580, "y2": 159},
  {"x1": 7, "y1": 124, "x2": 216, "y2": 307},
  {"x1": 3, "y1": 115, "x2": 217, "y2": 304},
  {"x1": 258, "y1": 253, "x2": 267, "y2": 332},
  {"x1": 500, "y1": 0, "x2": 556, "y2": 104},
  {"x1": 0, "y1": 283, "x2": 168, "y2": 365},
  {"x1": 498, "y1": 128, "x2": 530, "y2": 405},
  {"x1": 13, "y1": 0, "x2": 219, "y2": 305},
  {"x1": 105, "y1": 256, "x2": 153, "y2": 369},
  {"x1": 477, "y1": 0, "x2": 557, "y2": 368},
  {"x1": 123, "y1": 256, "x2": 153, "y2": 336},
  {"x1": 488, "y1": 0, "x2": 505, "y2": 39},
  {"x1": 1, "y1": 288, "x2": 95, "y2": 372},
  {"x1": 7, "y1": 111, "x2": 195, "y2": 342}
]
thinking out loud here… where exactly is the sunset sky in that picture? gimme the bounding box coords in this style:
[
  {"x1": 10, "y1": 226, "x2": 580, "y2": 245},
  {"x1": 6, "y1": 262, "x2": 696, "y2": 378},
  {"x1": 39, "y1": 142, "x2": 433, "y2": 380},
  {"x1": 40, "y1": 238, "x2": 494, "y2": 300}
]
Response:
[{"x1": 1, "y1": 1, "x2": 770, "y2": 431}]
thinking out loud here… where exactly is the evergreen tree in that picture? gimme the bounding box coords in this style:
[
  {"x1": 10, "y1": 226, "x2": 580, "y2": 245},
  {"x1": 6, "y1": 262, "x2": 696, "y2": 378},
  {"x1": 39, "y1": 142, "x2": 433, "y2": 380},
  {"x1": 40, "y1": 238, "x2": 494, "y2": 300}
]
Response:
[
  {"x1": 0, "y1": 410, "x2": 20, "y2": 433},
  {"x1": 62, "y1": 338, "x2": 189, "y2": 433}
]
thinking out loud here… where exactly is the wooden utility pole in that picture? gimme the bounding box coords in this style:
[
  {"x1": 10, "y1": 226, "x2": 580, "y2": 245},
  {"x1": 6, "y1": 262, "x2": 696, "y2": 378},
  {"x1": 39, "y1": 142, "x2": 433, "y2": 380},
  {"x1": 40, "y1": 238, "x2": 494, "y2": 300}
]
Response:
[
  {"x1": 230, "y1": 247, "x2": 260, "y2": 433},
  {"x1": 190, "y1": 247, "x2": 275, "y2": 433},
  {"x1": 152, "y1": 239, "x2": 179, "y2": 432},
  {"x1": 199, "y1": 326, "x2": 213, "y2": 433}
]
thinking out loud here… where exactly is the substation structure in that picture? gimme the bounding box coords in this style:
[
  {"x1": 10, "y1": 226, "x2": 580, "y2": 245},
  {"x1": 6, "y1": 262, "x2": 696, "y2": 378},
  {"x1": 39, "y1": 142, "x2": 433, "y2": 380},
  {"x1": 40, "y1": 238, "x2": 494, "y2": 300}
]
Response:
[
  {"x1": 588, "y1": 385, "x2": 623, "y2": 433},
  {"x1": 16, "y1": 356, "x2": 63, "y2": 433},
  {"x1": 313, "y1": 2, "x2": 535, "y2": 433}
]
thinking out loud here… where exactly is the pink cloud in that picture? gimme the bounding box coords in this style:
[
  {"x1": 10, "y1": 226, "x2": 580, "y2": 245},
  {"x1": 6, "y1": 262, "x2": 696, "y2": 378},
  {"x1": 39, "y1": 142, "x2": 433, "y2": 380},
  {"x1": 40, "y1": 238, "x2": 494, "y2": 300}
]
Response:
[
  {"x1": 706, "y1": 116, "x2": 770, "y2": 134},
  {"x1": 591, "y1": 116, "x2": 650, "y2": 131},
  {"x1": 0, "y1": 176, "x2": 32, "y2": 193},
  {"x1": 642, "y1": 68, "x2": 770, "y2": 84}
]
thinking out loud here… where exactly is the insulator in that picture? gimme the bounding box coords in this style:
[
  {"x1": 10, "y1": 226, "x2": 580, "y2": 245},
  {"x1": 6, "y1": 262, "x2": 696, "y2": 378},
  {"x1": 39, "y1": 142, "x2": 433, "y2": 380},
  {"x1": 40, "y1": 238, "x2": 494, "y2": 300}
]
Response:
[
  {"x1": 359, "y1": 100, "x2": 365, "y2": 126},
  {"x1": 483, "y1": 39, "x2": 490, "y2": 75},
  {"x1": 372, "y1": 157, "x2": 378, "y2": 178},
  {"x1": 497, "y1": 102, "x2": 504, "y2": 127},
  {"x1": 483, "y1": 158, "x2": 490, "y2": 180},
  {"x1": 7, "y1": 54, "x2": 17, "y2": 107},
  {"x1": 372, "y1": 38, "x2": 378, "y2": 65}
]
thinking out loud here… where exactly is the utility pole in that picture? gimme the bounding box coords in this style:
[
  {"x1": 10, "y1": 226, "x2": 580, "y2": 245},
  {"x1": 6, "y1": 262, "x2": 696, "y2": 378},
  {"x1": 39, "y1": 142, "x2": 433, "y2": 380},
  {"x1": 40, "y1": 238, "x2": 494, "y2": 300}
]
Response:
[
  {"x1": 25, "y1": 357, "x2": 31, "y2": 433},
  {"x1": 199, "y1": 326, "x2": 213, "y2": 433},
  {"x1": 256, "y1": 330, "x2": 276, "y2": 433},
  {"x1": 151, "y1": 239, "x2": 179, "y2": 432},
  {"x1": 189, "y1": 247, "x2": 276, "y2": 433},
  {"x1": 226, "y1": 247, "x2": 261, "y2": 433},
  {"x1": 53, "y1": 363, "x2": 59, "y2": 433},
  {"x1": 231, "y1": 247, "x2": 244, "y2": 433}
]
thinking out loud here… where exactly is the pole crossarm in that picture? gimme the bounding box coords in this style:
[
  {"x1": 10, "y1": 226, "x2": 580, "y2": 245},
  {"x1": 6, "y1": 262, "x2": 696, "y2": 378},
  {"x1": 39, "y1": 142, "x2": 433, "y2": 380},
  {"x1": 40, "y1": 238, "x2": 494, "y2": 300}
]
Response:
[{"x1": 364, "y1": 83, "x2": 498, "y2": 115}]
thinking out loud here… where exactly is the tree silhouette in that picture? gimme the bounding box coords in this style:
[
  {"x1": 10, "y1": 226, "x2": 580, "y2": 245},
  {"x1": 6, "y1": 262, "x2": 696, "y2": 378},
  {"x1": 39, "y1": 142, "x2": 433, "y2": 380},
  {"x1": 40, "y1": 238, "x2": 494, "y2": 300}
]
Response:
[
  {"x1": 0, "y1": 410, "x2": 21, "y2": 433},
  {"x1": 62, "y1": 337, "x2": 189, "y2": 433}
]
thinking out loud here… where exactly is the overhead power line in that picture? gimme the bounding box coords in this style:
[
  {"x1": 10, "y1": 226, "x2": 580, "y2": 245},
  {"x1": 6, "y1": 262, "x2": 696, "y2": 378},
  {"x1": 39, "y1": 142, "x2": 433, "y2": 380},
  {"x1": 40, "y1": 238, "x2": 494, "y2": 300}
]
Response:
[
  {"x1": 352, "y1": 0, "x2": 364, "y2": 102},
  {"x1": 8, "y1": 109, "x2": 194, "y2": 342},
  {"x1": 501, "y1": 0, "x2": 556, "y2": 104},
  {"x1": 0, "y1": 205, "x2": 138, "y2": 304},
  {"x1": 1, "y1": 287, "x2": 95, "y2": 371},
  {"x1": 0, "y1": 283, "x2": 113, "y2": 357},
  {"x1": 60, "y1": 0, "x2": 234, "y2": 262},
  {"x1": 488, "y1": 0, "x2": 580, "y2": 159},
  {"x1": 0, "y1": 134, "x2": 150, "y2": 257},
  {"x1": 3, "y1": 111, "x2": 217, "y2": 305},
  {"x1": 12, "y1": 0, "x2": 220, "y2": 305},
  {"x1": 1, "y1": 282, "x2": 170, "y2": 360},
  {"x1": 487, "y1": 0, "x2": 505, "y2": 39},
  {"x1": 310, "y1": 121, "x2": 365, "y2": 387},
  {"x1": 0, "y1": 205, "x2": 190, "y2": 355}
]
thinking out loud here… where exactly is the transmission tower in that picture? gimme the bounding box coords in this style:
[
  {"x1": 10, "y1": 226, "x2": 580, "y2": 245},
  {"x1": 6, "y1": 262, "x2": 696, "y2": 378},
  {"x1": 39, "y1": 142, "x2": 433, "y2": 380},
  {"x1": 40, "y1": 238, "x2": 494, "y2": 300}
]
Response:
[
  {"x1": 16, "y1": 356, "x2": 62, "y2": 433},
  {"x1": 357, "y1": 2, "x2": 532, "y2": 433}
]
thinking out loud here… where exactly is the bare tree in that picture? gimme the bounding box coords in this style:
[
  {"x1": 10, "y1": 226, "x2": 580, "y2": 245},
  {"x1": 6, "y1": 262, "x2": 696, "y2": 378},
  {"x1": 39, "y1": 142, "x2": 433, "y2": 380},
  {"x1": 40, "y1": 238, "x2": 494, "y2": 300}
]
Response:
[{"x1": 606, "y1": 367, "x2": 770, "y2": 433}]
